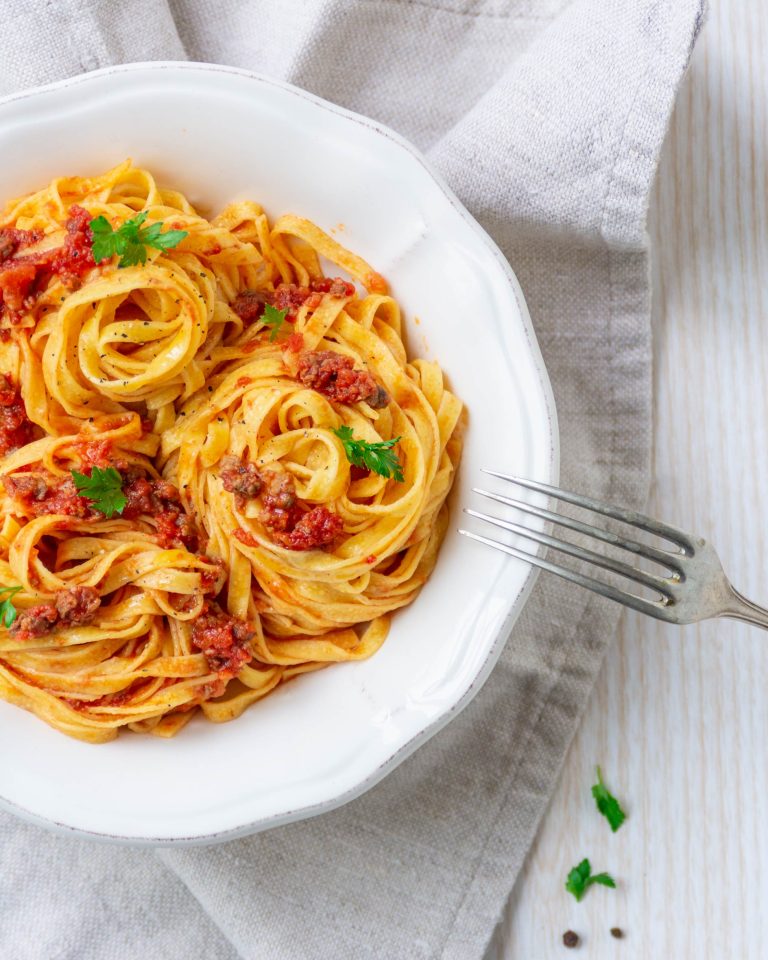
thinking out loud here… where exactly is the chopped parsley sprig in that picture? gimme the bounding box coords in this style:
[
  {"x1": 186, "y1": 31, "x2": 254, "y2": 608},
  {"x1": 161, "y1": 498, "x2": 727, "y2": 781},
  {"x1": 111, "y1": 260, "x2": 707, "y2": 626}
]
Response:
[
  {"x1": 565, "y1": 859, "x2": 616, "y2": 902},
  {"x1": 90, "y1": 211, "x2": 188, "y2": 268},
  {"x1": 71, "y1": 466, "x2": 127, "y2": 518},
  {"x1": 591, "y1": 766, "x2": 626, "y2": 832},
  {"x1": 261, "y1": 303, "x2": 288, "y2": 342},
  {"x1": 333, "y1": 425, "x2": 404, "y2": 482},
  {"x1": 0, "y1": 585, "x2": 22, "y2": 629}
]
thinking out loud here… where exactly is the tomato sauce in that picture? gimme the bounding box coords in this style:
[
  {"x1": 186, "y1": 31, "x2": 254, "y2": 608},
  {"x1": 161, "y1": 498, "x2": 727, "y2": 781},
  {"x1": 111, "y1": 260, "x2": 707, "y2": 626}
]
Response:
[
  {"x1": 2, "y1": 473, "x2": 92, "y2": 518},
  {"x1": 219, "y1": 455, "x2": 263, "y2": 508},
  {"x1": 233, "y1": 527, "x2": 259, "y2": 547},
  {"x1": 276, "y1": 505, "x2": 343, "y2": 551},
  {"x1": 296, "y1": 350, "x2": 389, "y2": 408},
  {"x1": 0, "y1": 375, "x2": 33, "y2": 456},
  {"x1": 11, "y1": 585, "x2": 100, "y2": 640},
  {"x1": 0, "y1": 205, "x2": 95, "y2": 322},
  {"x1": 232, "y1": 277, "x2": 356, "y2": 327},
  {"x1": 190, "y1": 605, "x2": 254, "y2": 678}
]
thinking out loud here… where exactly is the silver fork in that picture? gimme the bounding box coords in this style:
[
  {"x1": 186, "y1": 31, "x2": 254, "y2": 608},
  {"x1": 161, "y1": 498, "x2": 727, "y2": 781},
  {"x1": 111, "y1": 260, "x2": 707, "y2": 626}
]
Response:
[{"x1": 459, "y1": 473, "x2": 768, "y2": 629}]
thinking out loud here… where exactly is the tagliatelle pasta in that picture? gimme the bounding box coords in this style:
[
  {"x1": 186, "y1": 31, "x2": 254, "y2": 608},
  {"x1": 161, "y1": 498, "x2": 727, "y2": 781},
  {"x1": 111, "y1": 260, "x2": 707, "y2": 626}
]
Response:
[{"x1": 0, "y1": 160, "x2": 463, "y2": 742}]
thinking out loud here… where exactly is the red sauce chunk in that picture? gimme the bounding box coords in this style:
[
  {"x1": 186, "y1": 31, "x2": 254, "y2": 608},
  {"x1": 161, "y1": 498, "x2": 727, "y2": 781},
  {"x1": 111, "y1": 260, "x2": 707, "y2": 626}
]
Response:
[
  {"x1": 2, "y1": 473, "x2": 48, "y2": 502},
  {"x1": 0, "y1": 229, "x2": 42, "y2": 315},
  {"x1": 260, "y1": 470, "x2": 300, "y2": 532},
  {"x1": 231, "y1": 290, "x2": 268, "y2": 324},
  {"x1": 155, "y1": 510, "x2": 199, "y2": 552},
  {"x1": 277, "y1": 505, "x2": 344, "y2": 551},
  {"x1": 36, "y1": 478, "x2": 92, "y2": 517},
  {"x1": 233, "y1": 527, "x2": 259, "y2": 547},
  {"x1": 296, "y1": 350, "x2": 389, "y2": 408},
  {"x1": 310, "y1": 277, "x2": 356, "y2": 297},
  {"x1": 122, "y1": 474, "x2": 200, "y2": 551},
  {"x1": 73, "y1": 438, "x2": 114, "y2": 469},
  {"x1": 55, "y1": 585, "x2": 101, "y2": 624},
  {"x1": 2, "y1": 474, "x2": 92, "y2": 517},
  {"x1": 0, "y1": 376, "x2": 33, "y2": 456},
  {"x1": 0, "y1": 227, "x2": 42, "y2": 264},
  {"x1": 49, "y1": 205, "x2": 96, "y2": 280},
  {"x1": 0, "y1": 263, "x2": 37, "y2": 313},
  {"x1": 271, "y1": 283, "x2": 312, "y2": 318},
  {"x1": 198, "y1": 555, "x2": 225, "y2": 594},
  {"x1": 121, "y1": 475, "x2": 157, "y2": 516},
  {"x1": 232, "y1": 277, "x2": 356, "y2": 326},
  {"x1": 10, "y1": 603, "x2": 58, "y2": 639},
  {"x1": 0, "y1": 206, "x2": 95, "y2": 322},
  {"x1": 283, "y1": 331, "x2": 304, "y2": 354},
  {"x1": 190, "y1": 605, "x2": 254, "y2": 678},
  {"x1": 228, "y1": 466, "x2": 343, "y2": 551},
  {"x1": 220, "y1": 455, "x2": 263, "y2": 509},
  {"x1": 10, "y1": 585, "x2": 100, "y2": 640}
]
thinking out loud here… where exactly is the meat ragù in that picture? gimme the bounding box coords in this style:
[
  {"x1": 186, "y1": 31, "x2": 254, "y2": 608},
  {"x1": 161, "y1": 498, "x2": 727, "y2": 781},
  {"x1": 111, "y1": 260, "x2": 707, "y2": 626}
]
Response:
[{"x1": 297, "y1": 350, "x2": 389, "y2": 408}]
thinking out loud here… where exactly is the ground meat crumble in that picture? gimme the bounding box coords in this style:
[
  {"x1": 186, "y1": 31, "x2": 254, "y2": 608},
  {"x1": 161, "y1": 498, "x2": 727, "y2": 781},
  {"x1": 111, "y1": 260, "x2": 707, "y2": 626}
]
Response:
[
  {"x1": 122, "y1": 473, "x2": 200, "y2": 551},
  {"x1": 0, "y1": 206, "x2": 95, "y2": 323},
  {"x1": 275, "y1": 505, "x2": 344, "y2": 551},
  {"x1": 222, "y1": 459, "x2": 343, "y2": 551},
  {"x1": 3, "y1": 464, "x2": 201, "y2": 551},
  {"x1": 0, "y1": 375, "x2": 33, "y2": 456},
  {"x1": 220, "y1": 455, "x2": 264, "y2": 509},
  {"x1": 10, "y1": 585, "x2": 101, "y2": 640},
  {"x1": 260, "y1": 470, "x2": 300, "y2": 532},
  {"x1": 296, "y1": 350, "x2": 389, "y2": 408},
  {"x1": 232, "y1": 276, "x2": 357, "y2": 326},
  {"x1": 190, "y1": 603, "x2": 254, "y2": 678},
  {"x1": 2, "y1": 473, "x2": 94, "y2": 518}
]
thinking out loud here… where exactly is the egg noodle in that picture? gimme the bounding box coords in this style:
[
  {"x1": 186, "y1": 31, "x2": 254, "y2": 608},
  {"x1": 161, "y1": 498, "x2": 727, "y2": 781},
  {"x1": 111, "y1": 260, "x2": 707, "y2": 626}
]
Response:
[{"x1": 0, "y1": 161, "x2": 463, "y2": 742}]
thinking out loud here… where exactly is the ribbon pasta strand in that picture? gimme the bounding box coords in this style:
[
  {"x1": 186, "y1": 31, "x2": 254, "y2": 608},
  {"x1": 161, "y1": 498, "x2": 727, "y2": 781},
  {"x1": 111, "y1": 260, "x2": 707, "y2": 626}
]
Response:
[{"x1": 0, "y1": 161, "x2": 463, "y2": 742}]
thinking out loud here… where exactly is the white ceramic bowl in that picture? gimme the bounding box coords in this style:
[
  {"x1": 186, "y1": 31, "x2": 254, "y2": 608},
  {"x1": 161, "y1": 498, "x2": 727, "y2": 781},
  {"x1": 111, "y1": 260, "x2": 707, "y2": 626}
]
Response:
[{"x1": 0, "y1": 63, "x2": 558, "y2": 844}]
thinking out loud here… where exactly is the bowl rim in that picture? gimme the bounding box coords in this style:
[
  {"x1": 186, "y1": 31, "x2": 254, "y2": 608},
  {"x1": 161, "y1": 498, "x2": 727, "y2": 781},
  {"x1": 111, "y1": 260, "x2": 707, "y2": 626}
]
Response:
[{"x1": 0, "y1": 61, "x2": 559, "y2": 845}]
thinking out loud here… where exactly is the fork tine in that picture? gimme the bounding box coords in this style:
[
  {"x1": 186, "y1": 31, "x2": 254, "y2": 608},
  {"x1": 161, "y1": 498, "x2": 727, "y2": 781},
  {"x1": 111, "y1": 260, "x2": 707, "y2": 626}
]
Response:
[
  {"x1": 464, "y1": 508, "x2": 674, "y2": 599},
  {"x1": 482, "y1": 472, "x2": 696, "y2": 554},
  {"x1": 472, "y1": 488, "x2": 684, "y2": 574},
  {"x1": 458, "y1": 528, "x2": 673, "y2": 621}
]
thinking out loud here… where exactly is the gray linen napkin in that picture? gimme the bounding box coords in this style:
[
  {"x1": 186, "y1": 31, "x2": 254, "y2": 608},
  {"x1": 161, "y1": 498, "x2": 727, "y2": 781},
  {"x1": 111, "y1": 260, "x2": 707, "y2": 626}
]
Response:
[{"x1": 0, "y1": 2, "x2": 704, "y2": 958}]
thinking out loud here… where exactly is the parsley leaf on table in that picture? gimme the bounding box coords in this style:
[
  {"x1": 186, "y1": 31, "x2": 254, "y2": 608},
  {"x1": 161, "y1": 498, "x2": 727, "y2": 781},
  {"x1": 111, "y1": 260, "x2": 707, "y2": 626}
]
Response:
[
  {"x1": 592, "y1": 765, "x2": 627, "y2": 832},
  {"x1": 89, "y1": 211, "x2": 188, "y2": 268},
  {"x1": 0, "y1": 585, "x2": 22, "y2": 629},
  {"x1": 71, "y1": 466, "x2": 127, "y2": 518},
  {"x1": 565, "y1": 858, "x2": 616, "y2": 902},
  {"x1": 261, "y1": 303, "x2": 288, "y2": 342},
  {"x1": 332, "y1": 425, "x2": 404, "y2": 482}
]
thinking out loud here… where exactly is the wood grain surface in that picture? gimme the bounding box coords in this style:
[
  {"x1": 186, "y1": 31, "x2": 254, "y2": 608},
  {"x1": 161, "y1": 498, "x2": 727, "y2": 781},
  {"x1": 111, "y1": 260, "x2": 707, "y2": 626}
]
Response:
[{"x1": 489, "y1": 2, "x2": 768, "y2": 957}]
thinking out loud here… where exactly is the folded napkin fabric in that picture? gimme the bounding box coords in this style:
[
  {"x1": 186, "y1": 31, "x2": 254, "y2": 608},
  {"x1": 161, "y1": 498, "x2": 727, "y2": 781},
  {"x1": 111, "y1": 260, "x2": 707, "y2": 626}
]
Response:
[{"x1": 0, "y1": 1, "x2": 704, "y2": 958}]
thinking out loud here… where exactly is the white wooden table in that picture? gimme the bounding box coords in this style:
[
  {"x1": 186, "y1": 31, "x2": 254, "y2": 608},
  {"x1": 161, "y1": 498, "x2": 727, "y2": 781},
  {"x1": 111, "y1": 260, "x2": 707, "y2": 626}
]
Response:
[{"x1": 491, "y1": 3, "x2": 768, "y2": 957}]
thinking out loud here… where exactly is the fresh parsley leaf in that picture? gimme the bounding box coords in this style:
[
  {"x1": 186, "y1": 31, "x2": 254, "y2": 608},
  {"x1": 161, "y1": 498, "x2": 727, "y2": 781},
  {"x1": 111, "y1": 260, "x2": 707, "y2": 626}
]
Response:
[
  {"x1": 0, "y1": 585, "x2": 22, "y2": 629},
  {"x1": 262, "y1": 303, "x2": 288, "y2": 342},
  {"x1": 565, "y1": 858, "x2": 616, "y2": 902},
  {"x1": 592, "y1": 766, "x2": 626, "y2": 832},
  {"x1": 332, "y1": 425, "x2": 404, "y2": 482},
  {"x1": 135, "y1": 220, "x2": 189, "y2": 252},
  {"x1": 71, "y1": 466, "x2": 127, "y2": 518},
  {"x1": 590, "y1": 873, "x2": 618, "y2": 889},
  {"x1": 565, "y1": 859, "x2": 592, "y2": 902},
  {"x1": 89, "y1": 211, "x2": 187, "y2": 268},
  {"x1": 89, "y1": 215, "x2": 124, "y2": 264}
]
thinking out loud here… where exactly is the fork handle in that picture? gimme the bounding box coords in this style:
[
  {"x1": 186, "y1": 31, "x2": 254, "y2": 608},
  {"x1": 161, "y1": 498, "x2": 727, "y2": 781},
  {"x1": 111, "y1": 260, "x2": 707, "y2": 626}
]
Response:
[{"x1": 722, "y1": 586, "x2": 768, "y2": 631}]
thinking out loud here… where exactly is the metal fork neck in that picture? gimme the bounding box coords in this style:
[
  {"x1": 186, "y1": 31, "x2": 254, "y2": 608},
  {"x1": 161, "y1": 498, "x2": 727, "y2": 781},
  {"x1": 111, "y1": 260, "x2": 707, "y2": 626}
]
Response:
[{"x1": 721, "y1": 586, "x2": 768, "y2": 631}]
